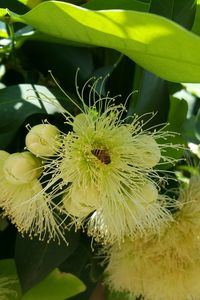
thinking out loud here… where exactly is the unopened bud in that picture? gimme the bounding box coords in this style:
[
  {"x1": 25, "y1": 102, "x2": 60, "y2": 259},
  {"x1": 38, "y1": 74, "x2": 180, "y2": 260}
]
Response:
[
  {"x1": 0, "y1": 150, "x2": 9, "y2": 164},
  {"x1": 3, "y1": 152, "x2": 42, "y2": 184},
  {"x1": 134, "y1": 135, "x2": 161, "y2": 168},
  {"x1": 63, "y1": 185, "x2": 99, "y2": 218},
  {"x1": 73, "y1": 113, "x2": 94, "y2": 133},
  {"x1": 25, "y1": 124, "x2": 60, "y2": 157}
]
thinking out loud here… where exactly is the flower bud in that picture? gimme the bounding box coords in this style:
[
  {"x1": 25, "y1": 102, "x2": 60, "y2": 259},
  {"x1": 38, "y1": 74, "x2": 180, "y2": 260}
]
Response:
[
  {"x1": 141, "y1": 181, "x2": 158, "y2": 204},
  {"x1": 127, "y1": 181, "x2": 158, "y2": 209},
  {"x1": 63, "y1": 185, "x2": 99, "y2": 218},
  {"x1": 3, "y1": 152, "x2": 42, "y2": 184},
  {"x1": 25, "y1": 124, "x2": 60, "y2": 156},
  {"x1": 134, "y1": 134, "x2": 161, "y2": 168},
  {"x1": 0, "y1": 150, "x2": 9, "y2": 165},
  {"x1": 73, "y1": 113, "x2": 94, "y2": 134}
]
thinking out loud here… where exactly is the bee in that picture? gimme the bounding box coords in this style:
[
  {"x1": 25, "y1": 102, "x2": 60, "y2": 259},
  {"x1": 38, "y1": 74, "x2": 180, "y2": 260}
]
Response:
[{"x1": 91, "y1": 148, "x2": 111, "y2": 164}]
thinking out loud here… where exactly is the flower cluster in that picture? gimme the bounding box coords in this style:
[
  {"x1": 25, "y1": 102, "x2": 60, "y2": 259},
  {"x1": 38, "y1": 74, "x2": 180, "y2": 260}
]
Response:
[
  {"x1": 0, "y1": 147, "x2": 65, "y2": 242},
  {"x1": 0, "y1": 78, "x2": 180, "y2": 245},
  {"x1": 106, "y1": 176, "x2": 200, "y2": 300}
]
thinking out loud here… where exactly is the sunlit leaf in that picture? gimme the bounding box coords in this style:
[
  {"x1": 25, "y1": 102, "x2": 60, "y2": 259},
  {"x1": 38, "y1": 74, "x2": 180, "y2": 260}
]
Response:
[
  {"x1": 18, "y1": 0, "x2": 44, "y2": 9},
  {"x1": 192, "y1": 0, "x2": 200, "y2": 34},
  {"x1": 0, "y1": 84, "x2": 64, "y2": 149},
  {"x1": 83, "y1": 0, "x2": 149, "y2": 11},
  {"x1": 1, "y1": 2, "x2": 200, "y2": 82},
  {"x1": 21, "y1": 269, "x2": 85, "y2": 300}
]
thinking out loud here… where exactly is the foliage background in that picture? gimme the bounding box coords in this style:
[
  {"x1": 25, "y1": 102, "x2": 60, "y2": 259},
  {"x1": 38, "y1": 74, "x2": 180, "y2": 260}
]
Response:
[{"x1": 0, "y1": 0, "x2": 200, "y2": 299}]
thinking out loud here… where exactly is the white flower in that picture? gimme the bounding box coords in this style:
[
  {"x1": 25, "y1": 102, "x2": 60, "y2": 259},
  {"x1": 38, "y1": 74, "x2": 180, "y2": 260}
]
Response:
[
  {"x1": 105, "y1": 176, "x2": 200, "y2": 300},
  {"x1": 38, "y1": 77, "x2": 178, "y2": 244}
]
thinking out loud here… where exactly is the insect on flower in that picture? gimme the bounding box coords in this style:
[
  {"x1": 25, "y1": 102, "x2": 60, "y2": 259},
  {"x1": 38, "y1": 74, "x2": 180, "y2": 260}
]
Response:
[{"x1": 91, "y1": 148, "x2": 111, "y2": 164}]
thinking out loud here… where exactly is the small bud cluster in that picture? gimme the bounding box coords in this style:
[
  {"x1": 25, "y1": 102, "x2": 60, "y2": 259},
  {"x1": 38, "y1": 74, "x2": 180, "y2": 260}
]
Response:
[{"x1": 0, "y1": 123, "x2": 64, "y2": 242}]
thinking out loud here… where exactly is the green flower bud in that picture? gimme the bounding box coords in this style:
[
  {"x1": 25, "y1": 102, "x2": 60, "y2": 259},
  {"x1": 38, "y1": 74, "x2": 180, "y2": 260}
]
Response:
[
  {"x1": 63, "y1": 185, "x2": 99, "y2": 218},
  {"x1": 73, "y1": 113, "x2": 94, "y2": 134},
  {"x1": 0, "y1": 150, "x2": 9, "y2": 165},
  {"x1": 25, "y1": 124, "x2": 60, "y2": 157},
  {"x1": 134, "y1": 135, "x2": 161, "y2": 168},
  {"x1": 140, "y1": 180, "x2": 158, "y2": 204},
  {"x1": 3, "y1": 152, "x2": 42, "y2": 184}
]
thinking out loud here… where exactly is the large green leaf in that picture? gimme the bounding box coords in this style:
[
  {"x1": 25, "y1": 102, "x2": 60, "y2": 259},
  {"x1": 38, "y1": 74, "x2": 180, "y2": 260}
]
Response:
[
  {"x1": 15, "y1": 230, "x2": 80, "y2": 293},
  {"x1": 18, "y1": 0, "x2": 44, "y2": 9},
  {"x1": 0, "y1": 259, "x2": 21, "y2": 300},
  {"x1": 0, "y1": 84, "x2": 64, "y2": 149},
  {"x1": 21, "y1": 269, "x2": 85, "y2": 300},
  {"x1": 150, "y1": 0, "x2": 196, "y2": 29},
  {"x1": 128, "y1": 0, "x2": 195, "y2": 124},
  {"x1": 2, "y1": 2, "x2": 200, "y2": 82},
  {"x1": 129, "y1": 71, "x2": 170, "y2": 124},
  {"x1": 192, "y1": 0, "x2": 200, "y2": 34},
  {"x1": 163, "y1": 96, "x2": 188, "y2": 160},
  {"x1": 83, "y1": 0, "x2": 149, "y2": 11}
]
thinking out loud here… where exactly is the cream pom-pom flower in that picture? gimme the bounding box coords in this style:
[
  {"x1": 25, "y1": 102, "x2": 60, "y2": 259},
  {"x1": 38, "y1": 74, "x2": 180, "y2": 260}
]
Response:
[
  {"x1": 0, "y1": 150, "x2": 65, "y2": 242},
  {"x1": 105, "y1": 175, "x2": 200, "y2": 300},
  {"x1": 37, "y1": 75, "x2": 180, "y2": 244}
]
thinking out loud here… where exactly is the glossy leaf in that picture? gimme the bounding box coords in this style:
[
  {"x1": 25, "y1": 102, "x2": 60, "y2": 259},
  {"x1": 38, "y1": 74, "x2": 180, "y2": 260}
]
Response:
[
  {"x1": 0, "y1": 84, "x2": 63, "y2": 149},
  {"x1": 21, "y1": 269, "x2": 85, "y2": 300},
  {"x1": 83, "y1": 0, "x2": 149, "y2": 11},
  {"x1": 164, "y1": 96, "x2": 188, "y2": 159},
  {"x1": 192, "y1": 0, "x2": 200, "y2": 34},
  {"x1": 2, "y1": 2, "x2": 200, "y2": 82},
  {"x1": 129, "y1": 71, "x2": 169, "y2": 124},
  {"x1": 150, "y1": 0, "x2": 196, "y2": 29},
  {"x1": 194, "y1": 107, "x2": 200, "y2": 140},
  {"x1": 15, "y1": 230, "x2": 80, "y2": 293},
  {"x1": 0, "y1": 259, "x2": 21, "y2": 300},
  {"x1": 18, "y1": 0, "x2": 44, "y2": 9},
  {"x1": 60, "y1": 234, "x2": 101, "y2": 300}
]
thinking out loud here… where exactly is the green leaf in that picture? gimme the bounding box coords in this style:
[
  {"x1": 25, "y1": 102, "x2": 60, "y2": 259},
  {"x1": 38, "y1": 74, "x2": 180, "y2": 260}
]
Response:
[
  {"x1": 128, "y1": 71, "x2": 170, "y2": 125},
  {"x1": 168, "y1": 96, "x2": 188, "y2": 134},
  {"x1": 164, "y1": 96, "x2": 188, "y2": 160},
  {"x1": 182, "y1": 117, "x2": 200, "y2": 143},
  {"x1": 150, "y1": 0, "x2": 196, "y2": 29},
  {"x1": 18, "y1": 0, "x2": 44, "y2": 9},
  {"x1": 194, "y1": 107, "x2": 200, "y2": 140},
  {"x1": 83, "y1": 0, "x2": 149, "y2": 11},
  {"x1": 0, "y1": 84, "x2": 63, "y2": 149},
  {"x1": 60, "y1": 234, "x2": 102, "y2": 300},
  {"x1": 3, "y1": 2, "x2": 200, "y2": 82},
  {"x1": 192, "y1": 0, "x2": 200, "y2": 34},
  {"x1": 21, "y1": 269, "x2": 85, "y2": 300},
  {"x1": 15, "y1": 229, "x2": 80, "y2": 293},
  {"x1": 0, "y1": 259, "x2": 21, "y2": 300},
  {"x1": 0, "y1": 21, "x2": 8, "y2": 38}
]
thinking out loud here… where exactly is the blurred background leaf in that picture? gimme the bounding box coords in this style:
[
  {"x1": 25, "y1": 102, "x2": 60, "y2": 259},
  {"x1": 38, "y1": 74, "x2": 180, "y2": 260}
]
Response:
[
  {"x1": 21, "y1": 269, "x2": 85, "y2": 300},
  {"x1": 15, "y1": 229, "x2": 80, "y2": 293}
]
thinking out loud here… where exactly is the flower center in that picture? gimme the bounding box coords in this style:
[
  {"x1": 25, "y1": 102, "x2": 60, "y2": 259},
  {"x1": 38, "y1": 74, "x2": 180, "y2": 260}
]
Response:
[{"x1": 91, "y1": 148, "x2": 111, "y2": 164}]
